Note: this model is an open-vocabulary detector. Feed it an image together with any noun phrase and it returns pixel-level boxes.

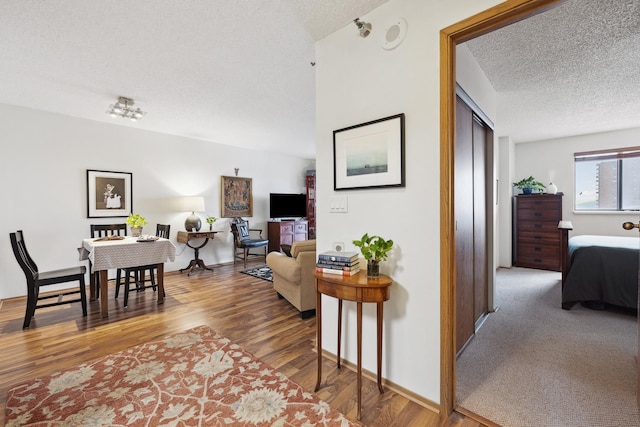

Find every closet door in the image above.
[455,95,489,354]
[455,96,475,354]
[472,116,488,322]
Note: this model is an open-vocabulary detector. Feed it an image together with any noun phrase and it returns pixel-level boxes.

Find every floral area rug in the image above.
[240,265,273,282]
[5,325,356,426]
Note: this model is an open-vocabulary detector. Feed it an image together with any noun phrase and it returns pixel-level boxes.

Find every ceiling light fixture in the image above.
[354,18,372,38]
[107,96,146,121]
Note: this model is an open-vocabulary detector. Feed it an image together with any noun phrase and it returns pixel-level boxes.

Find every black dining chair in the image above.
[10,230,87,328]
[117,224,171,307]
[89,224,127,299]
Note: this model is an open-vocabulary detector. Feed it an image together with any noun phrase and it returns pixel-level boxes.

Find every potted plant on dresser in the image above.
[513,176,546,194]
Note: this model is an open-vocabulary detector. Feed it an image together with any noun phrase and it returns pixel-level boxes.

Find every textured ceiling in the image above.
[464,0,640,143]
[0,0,386,159]
[3,0,637,158]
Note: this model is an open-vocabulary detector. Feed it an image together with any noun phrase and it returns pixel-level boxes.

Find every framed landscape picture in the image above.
[221,175,253,218]
[333,113,405,190]
[87,169,132,218]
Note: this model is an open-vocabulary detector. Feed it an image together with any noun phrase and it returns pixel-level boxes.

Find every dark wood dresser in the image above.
[267,220,308,253]
[513,193,563,271]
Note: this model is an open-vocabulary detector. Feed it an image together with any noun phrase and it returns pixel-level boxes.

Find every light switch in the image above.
[329,196,348,213]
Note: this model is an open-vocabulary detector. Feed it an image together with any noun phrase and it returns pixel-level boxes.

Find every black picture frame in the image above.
[87,169,132,218]
[333,113,405,190]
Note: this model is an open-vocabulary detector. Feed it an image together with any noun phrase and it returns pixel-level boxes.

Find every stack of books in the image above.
[316,251,360,276]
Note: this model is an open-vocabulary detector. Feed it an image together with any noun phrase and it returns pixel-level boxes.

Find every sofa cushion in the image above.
[291,239,316,258]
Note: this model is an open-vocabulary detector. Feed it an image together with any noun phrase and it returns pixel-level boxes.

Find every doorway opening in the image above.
[439,0,566,420]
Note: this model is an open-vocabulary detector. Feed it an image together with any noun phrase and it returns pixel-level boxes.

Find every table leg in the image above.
[157,263,165,303]
[179,258,213,275]
[89,267,96,301]
[377,301,385,394]
[314,287,322,392]
[179,240,214,275]
[357,301,363,421]
[337,299,343,368]
[99,270,108,318]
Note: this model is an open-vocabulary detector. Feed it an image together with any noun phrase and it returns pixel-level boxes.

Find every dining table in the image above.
[80,236,176,317]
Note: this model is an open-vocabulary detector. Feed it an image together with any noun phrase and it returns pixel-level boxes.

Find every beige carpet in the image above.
[456,267,640,427]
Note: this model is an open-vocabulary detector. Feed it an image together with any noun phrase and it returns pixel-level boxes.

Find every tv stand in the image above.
[268,220,308,253]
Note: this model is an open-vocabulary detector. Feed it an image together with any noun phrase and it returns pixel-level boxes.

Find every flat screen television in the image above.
[269,193,306,219]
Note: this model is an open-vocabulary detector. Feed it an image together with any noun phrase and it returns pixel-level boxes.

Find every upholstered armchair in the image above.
[266,239,316,318]
[231,220,268,267]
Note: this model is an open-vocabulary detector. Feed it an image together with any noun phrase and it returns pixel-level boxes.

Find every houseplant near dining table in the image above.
[352,233,394,277]
[126,213,148,237]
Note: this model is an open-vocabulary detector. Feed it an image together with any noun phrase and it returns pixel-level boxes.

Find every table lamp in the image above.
[183,196,205,231]
[557,220,573,230]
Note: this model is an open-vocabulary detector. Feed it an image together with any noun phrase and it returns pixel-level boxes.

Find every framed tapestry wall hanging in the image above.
[221,175,253,218]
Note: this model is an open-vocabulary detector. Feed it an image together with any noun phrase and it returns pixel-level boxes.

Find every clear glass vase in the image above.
[367,261,380,278]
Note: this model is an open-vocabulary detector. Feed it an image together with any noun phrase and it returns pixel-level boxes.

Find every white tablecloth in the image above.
[81,237,176,272]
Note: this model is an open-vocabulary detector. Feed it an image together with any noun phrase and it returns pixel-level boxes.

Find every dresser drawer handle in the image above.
[534,224,542,228]
[534,258,542,262]
[534,213,542,217]
[534,247,541,251]
[534,236,542,240]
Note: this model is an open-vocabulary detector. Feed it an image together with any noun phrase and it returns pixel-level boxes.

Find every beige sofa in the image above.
[266,239,316,318]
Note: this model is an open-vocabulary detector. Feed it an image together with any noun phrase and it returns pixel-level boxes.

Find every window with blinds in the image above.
[574,146,640,211]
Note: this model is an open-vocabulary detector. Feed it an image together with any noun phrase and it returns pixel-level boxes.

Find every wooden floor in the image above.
[0,262,489,426]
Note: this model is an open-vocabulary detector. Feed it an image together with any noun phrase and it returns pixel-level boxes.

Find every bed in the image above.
[561,235,639,310]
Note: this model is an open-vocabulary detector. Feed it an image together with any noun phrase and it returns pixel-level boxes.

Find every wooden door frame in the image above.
[439,0,565,419]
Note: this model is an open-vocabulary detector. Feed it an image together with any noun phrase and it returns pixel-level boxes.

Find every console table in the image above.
[314,271,393,420]
[177,231,216,275]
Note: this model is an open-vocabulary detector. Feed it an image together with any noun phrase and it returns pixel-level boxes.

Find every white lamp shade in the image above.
[558,220,573,230]
[182,196,205,213]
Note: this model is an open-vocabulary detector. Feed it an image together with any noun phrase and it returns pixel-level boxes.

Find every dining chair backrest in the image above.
[10,229,88,328]
[10,230,38,279]
[156,224,170,239]
[115,223,170,307]
[90,224,127,238]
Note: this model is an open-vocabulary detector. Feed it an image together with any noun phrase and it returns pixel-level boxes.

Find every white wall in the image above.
[497,136,515,267]
[0,103,313,299]
[315,0,501,403]
[511,126,640,239]
[456,43,497,123]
